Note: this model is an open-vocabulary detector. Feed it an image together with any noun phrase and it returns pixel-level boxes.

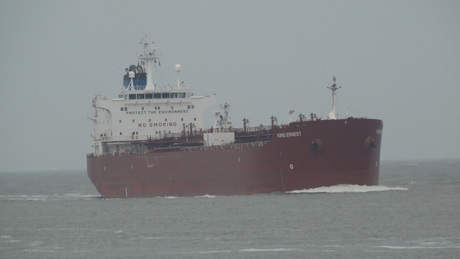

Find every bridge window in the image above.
[146,93,153,99]
[170,92,185,98]
[161,93,170,99]
[137,94,145,99]
[129,94,136,100]
[154,93,161,99]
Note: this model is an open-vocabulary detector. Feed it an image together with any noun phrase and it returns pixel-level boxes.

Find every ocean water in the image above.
[1,159,459,259]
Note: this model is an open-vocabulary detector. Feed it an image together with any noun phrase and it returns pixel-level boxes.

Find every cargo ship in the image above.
[87,38,383,198]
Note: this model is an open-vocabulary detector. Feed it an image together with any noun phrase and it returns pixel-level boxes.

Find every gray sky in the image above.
[1,0,459,172]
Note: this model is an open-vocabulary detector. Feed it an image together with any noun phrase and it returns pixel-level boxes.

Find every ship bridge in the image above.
[90,38,215,156]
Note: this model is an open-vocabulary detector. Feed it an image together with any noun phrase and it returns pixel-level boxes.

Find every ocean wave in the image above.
[160,194,216,199]
[287,184,408,194]
[0,193,100,201]
[163,247,299,255]
[197,250,232,254]
[194,194,216,198]
[239,248,300,252]
[0,235,20,243]
[378,245,460,249]
[378,237,460,250]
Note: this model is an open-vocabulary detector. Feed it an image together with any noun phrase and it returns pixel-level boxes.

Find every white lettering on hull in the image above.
[276,131,301,138]
[138,122,178,127]
[126,110,189,115]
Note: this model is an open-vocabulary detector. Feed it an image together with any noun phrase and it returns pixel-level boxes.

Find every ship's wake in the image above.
[287,184,408,194]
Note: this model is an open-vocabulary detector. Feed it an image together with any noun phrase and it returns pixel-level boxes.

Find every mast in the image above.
[175,64,182,89]
[327,76,341,120]
[221,103,231,132]
[288,109,295,123]
[138,36,159,92]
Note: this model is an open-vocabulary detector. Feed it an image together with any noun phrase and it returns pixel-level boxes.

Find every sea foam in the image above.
[288,184,408,194]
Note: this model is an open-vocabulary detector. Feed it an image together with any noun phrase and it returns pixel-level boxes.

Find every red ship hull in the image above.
[87,118,383,198]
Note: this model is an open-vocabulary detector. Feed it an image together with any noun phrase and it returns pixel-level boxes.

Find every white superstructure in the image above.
[89,38,215,156]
